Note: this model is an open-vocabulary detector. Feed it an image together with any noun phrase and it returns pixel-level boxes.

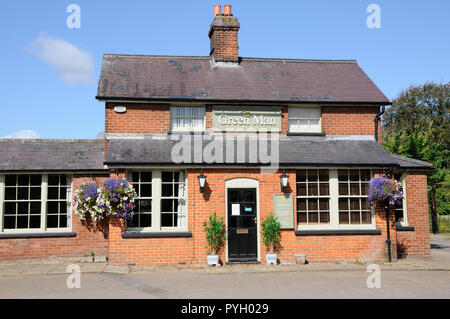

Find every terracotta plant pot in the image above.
[295,254,307,265]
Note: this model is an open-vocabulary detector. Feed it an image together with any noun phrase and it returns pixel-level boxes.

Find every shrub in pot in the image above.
[261,214,281,265]
[203,212,226,266]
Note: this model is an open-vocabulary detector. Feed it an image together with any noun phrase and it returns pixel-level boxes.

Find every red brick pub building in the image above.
[0,6,432,266]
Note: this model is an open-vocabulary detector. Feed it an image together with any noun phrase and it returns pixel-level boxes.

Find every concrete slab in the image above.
[80,263,107,273]
[130,266,155,274]
[21,264,59,275]
[104,264,129,274]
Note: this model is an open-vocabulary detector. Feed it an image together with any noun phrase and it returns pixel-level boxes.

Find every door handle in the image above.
[253,217,257,224]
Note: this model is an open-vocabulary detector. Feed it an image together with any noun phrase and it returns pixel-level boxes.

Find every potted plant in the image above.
[261,214,281,265]
[203,212,226,266]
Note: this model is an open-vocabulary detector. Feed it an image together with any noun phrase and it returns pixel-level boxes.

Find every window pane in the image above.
[48,175,59,186]
[30,187,41,200]
[141,184,152,197]
[320,212,330,223]
[17,187,28,200]
[339,198,349,211]
[308,183,318,196]
[308,199,318,211]
[4,216,16,229]
[319,199,329,211]
[30,175,42,186]
[17,216,28,229]
[47,215,58,228]
[161,213,174,227]
[360,170,371,182]
[308,212,319,223]
[59,202,67,215]
[162,172,173,183]
[47,201,59,214]
[349,170,359,181]
[350,183,360,196]
[132,172,140,183]
[162,184,173,197]
[59,187,67,200]
[4,202,16,215]
[296,170,306,182]
[339,212,350,224]
[30,202,41,215]
[5,175,16,186]
[350,212,361,224]
[361,183,369,196]
[161,199,173,212]
[297,199,307,211]
[297,183,307,196]
[319,184,329,196]
[319,170,329,181]
[307,170,318,181]
[18,175,29,186]
[47,187,59,200]
[298,212,307,224]
[141,172,152,183]
[59,215,68,228]
[18,202,28,215]
[139,199,152,212]
[5,188,16,200]
[350,199,360,211]
[339,183,349,195]
[139,214,151,228]
[338,170,348,181]
[361,212,372,224]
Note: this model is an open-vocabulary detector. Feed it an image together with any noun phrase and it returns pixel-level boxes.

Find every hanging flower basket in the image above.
[96,178,137,220]
[368,176,404,207]
[74,183,100,221]
[74,179,137,222]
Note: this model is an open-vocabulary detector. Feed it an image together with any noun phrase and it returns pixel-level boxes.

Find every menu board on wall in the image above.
[273,193,294,229]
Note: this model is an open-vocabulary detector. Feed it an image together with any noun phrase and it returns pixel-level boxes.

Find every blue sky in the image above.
[0,0,448,139]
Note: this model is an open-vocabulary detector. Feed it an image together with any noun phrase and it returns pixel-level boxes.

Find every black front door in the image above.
[227,188,258,262]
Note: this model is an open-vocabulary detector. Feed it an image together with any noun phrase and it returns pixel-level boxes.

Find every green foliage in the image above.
[383,81,450,216]
[203,212,227,255]
[261,214,281,254]
[84,250,95,257]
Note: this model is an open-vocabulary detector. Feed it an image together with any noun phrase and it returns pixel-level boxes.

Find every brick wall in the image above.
[0,174,110,261]
[106,103,377,137]
[322,105,381,139]
[396,172,431,257]
[108,169,397,266]
[105,103,170,134]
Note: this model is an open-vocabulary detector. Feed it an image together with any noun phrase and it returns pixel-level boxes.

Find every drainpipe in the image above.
[374,106,386,142]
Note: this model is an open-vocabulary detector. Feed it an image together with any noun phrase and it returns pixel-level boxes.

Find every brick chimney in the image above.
[208,5,240,63]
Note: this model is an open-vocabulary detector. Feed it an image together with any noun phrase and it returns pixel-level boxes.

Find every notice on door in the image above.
[273,193,294,229]
[232,204,241,216]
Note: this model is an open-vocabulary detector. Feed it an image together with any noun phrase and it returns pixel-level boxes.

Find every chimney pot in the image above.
[224,5,232,16]
[214,5,222,17]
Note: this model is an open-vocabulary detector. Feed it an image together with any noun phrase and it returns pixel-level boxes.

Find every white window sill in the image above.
[295,229,381,236]
[121,232,192,239]
[0,232,76,239]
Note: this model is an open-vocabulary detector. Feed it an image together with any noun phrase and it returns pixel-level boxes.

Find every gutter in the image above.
[374,105,386,142]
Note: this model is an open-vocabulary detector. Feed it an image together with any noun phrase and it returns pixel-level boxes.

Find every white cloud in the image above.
[29,33,94,84]
[5,130,41,139]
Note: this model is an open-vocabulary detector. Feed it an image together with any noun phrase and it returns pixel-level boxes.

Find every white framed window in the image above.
[394,173,408,226]
[0,174,72,233]
[289,106,322,133]
[127,170,187,232]
[296,170,330,225]
[338,169,372,225]
[296,169,375,230]
[170,106,205,131]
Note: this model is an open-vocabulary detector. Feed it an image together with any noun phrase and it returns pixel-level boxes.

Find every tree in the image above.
[383,81,449,216]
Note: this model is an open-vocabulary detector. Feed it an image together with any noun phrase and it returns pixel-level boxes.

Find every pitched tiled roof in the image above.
[392,154,433,169]
[97,55,390,104]
[0,139,107,171]
[105,135,399,166]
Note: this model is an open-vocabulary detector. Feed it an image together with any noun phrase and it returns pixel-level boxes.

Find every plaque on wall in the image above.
[273,193,294,229]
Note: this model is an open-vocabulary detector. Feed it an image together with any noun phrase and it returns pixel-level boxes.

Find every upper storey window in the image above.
[288,106,322,133]
[170,106,205,131]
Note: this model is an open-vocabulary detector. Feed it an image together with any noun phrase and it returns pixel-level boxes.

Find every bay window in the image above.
[0,174,72,233]
[297,169,375,229]
[127,170,187,232]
